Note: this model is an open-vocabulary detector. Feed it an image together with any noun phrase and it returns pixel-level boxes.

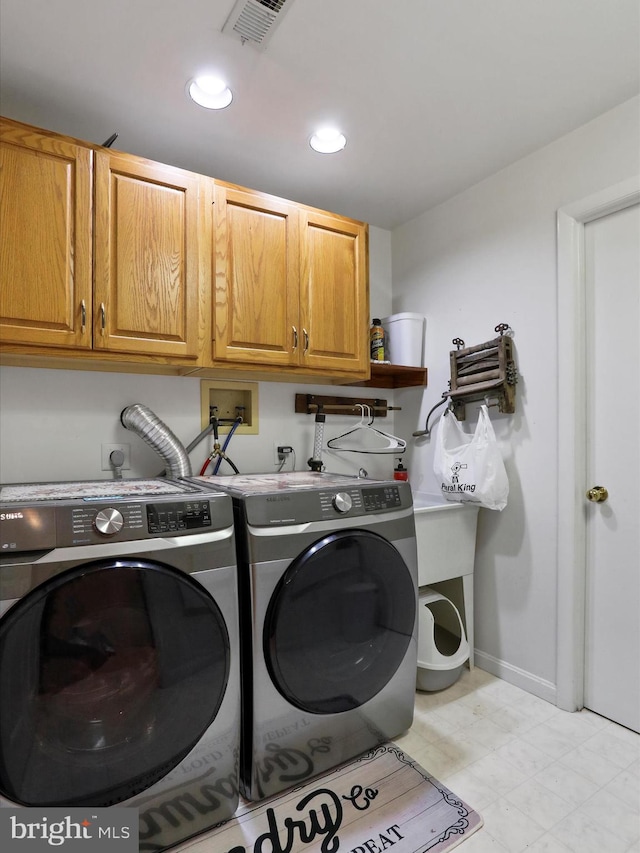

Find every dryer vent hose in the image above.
[120,403,192,478]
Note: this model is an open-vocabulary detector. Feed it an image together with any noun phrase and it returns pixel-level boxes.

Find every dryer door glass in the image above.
[0,560,230,807]
[264,529,416,713]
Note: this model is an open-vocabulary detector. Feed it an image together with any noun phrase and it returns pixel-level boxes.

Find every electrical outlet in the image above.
[101,443,131,471]
[273,442,293,465]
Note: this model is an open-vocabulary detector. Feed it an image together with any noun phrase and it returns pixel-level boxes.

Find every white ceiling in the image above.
[1,0,638,229]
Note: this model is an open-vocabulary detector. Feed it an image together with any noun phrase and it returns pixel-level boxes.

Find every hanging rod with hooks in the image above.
[294,393,401,418]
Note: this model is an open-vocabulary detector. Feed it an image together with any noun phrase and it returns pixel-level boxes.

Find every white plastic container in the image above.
[381,312,425,367]
[416,587,469,692]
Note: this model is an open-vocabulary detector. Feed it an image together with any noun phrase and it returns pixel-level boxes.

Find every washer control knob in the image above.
[95,508,124,535]
[333,492,353,513]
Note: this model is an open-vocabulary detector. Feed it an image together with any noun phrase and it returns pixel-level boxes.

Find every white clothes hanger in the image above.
[326,405,407,454]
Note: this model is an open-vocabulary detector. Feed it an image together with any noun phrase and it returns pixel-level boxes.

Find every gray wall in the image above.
[390,96,640,698]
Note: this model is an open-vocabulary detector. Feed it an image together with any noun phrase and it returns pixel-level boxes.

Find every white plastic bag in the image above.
[433,405,509,510]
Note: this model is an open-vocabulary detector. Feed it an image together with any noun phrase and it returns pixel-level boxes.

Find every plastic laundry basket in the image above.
[416,587,469,692]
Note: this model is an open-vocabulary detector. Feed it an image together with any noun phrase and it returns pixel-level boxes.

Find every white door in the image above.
[583,202,639,732]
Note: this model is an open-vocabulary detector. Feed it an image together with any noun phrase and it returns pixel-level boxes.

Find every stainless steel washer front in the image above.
[0,478,241,852]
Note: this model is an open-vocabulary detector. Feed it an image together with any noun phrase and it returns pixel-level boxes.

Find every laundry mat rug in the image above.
[173,743,483,853]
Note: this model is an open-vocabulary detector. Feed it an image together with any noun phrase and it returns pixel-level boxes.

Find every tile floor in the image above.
[394,667,640,853]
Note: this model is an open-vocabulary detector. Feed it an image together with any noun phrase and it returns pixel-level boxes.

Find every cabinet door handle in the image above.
[80,300,86,334]
[100,303,106,334]
[292,326,298,350]
[303,328,309,353]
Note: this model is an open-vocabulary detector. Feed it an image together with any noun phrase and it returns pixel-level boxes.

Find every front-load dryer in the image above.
[0,478,241,852]
[191,472,418,801]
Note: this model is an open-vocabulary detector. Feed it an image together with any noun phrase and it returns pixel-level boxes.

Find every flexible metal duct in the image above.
[120,404,192,478]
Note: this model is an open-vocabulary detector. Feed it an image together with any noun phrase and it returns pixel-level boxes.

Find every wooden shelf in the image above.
[345,363,428,389]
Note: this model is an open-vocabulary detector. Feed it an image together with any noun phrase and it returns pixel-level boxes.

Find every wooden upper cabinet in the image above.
[0,119,93,348]
[299,209,369,375]
[94,150,204,358]
[214,183,369,377]
[1,118,369,380]
[213,184,300,366]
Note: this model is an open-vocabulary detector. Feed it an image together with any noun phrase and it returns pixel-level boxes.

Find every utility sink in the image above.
[412,492,480,668]
[412,493,479,586]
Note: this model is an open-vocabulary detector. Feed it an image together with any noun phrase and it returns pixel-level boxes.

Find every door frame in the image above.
[556,176,640,712]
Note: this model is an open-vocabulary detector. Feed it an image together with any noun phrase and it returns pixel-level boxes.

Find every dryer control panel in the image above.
[320,485,402,516]
[362,485,403,512]
[244,481,412,526]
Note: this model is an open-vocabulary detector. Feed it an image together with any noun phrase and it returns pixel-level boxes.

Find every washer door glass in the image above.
[264,529,415,713]
[0,560,230,807]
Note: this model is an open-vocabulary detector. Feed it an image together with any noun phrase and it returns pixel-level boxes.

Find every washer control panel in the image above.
[60,499,214,545]
[146,500,212,534]
[0,483,234,552]
[70,502,144,542]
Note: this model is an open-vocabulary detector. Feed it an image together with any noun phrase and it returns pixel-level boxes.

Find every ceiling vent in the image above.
[222,0,294,50]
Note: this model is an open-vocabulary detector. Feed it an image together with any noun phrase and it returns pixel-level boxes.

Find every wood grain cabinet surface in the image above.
[1,118,206,365]
[0,119,93,349]
[299,208,368,376]
[94,150,205,359]
[213,183,301,368]
[1,117,369,382]
[212,183,369,379]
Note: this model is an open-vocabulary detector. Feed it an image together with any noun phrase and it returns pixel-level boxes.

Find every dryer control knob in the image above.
[95,508,124,535]
[332,492,353,513]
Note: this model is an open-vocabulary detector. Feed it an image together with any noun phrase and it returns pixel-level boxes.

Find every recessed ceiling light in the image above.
[188,76,233,110]
[309,127,347,154]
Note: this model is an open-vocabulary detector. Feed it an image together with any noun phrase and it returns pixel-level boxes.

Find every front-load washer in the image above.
[190,472,418,801]
[0,477,241,852]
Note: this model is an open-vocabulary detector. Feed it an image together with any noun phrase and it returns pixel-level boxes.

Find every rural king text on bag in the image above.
[441,482,476,493]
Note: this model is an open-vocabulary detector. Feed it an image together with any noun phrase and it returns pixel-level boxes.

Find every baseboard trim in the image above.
[474,649,557,705]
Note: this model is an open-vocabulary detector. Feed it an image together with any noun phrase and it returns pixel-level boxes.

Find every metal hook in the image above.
[412,395,451,438]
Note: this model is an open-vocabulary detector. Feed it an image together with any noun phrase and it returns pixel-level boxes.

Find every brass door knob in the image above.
[586,486,609,503]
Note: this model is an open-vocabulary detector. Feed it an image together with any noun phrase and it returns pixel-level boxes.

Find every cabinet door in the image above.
[299,210,369,374]
[214,184,300,366]
[94,151,203,358]
[0,120,92,349]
